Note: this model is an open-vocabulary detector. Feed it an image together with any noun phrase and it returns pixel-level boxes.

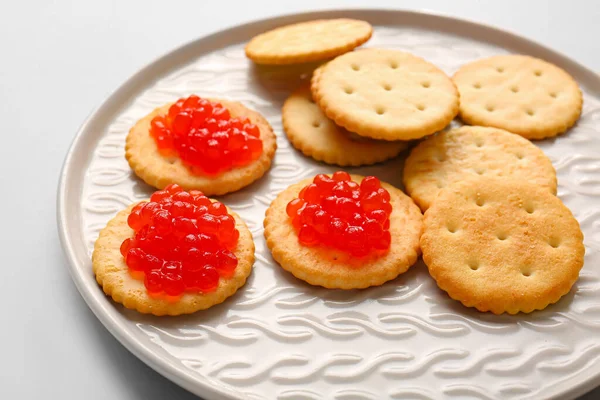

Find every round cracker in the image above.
[264,174,423,289]
[311,48,459,141]
[125,99,277,195]
[453,55,583,139]
[92,202,255,316]
[403,126,557,211]
[245,19,372,65]
[421,178,584,315]
[282,85,409,166]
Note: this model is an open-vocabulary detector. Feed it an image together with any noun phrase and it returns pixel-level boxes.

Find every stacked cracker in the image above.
[247,19,456,166]
[247,19,585,314]
[409,56,584,314]
[287,48,461,165]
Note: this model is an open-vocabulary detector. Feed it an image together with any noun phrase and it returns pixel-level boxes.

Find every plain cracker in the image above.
[421,178,584,315]
[264,174,423,289]
[125,99,277,195]
[283,85,409,166]
[245,19,372,65]
[403,126,557,211]
[453,54,582,139]
[311,48,459,141]
[92,202,255,316]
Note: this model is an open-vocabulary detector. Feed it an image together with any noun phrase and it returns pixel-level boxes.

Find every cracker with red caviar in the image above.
[92,185,255,316]
[245,19,372,65]
[421,178,584,315]
[125,96,277,195]
[264,172,422,289]
[282,85,409,166]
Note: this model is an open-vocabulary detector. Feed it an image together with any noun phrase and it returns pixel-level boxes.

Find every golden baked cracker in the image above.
[311,48,459,141]
[283,85,409,166]
[125,99,277,195]
[264,175,423,289]
[453,55,583,139]
[92,202,255,316]
[245,19,372,65]
[421,178,584,315]
[403,126,557,211]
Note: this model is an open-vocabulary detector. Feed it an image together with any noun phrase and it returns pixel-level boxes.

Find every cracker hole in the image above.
[344,87,354,95]
[312,121,321,128]
[473,83,482,89]
[497,66,505,73]
[417,104,426,111]
[421,81,431,88]
[351,64,360,71]
[516,153,524,160]
[166,158,177,164]
[476,197,485,207]
[549,237,561,248]
[376,107,385,115]
[468,260,479,271]
[511,86,519,93]
[486,105,495,112]
[475,138,484,148]
[526,109,535,116]
[497,232,508,241]
[474,168,485,175]
[436,182,445,189]
[550,92,558,98]
[447,224,458,233]
[534,70,542,77]
[390,61,398,69]
[525,204,535,214]
[383,83,392,91]
[521,268,532,277]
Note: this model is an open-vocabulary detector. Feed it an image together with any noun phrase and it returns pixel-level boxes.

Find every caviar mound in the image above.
[150,95,263,176]
[264,174,423,289]
[286,172,392,257]
[120,183,240,298]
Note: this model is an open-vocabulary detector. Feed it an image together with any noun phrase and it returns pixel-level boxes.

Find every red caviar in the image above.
[120,184,240,297]
[286,172,392,257]
[149,95,263,176]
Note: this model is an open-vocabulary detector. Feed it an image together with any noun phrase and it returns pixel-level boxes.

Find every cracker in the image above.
[311,48,459,141]
[264,175,422,289]
[421,178,584,315]
[125,99,277,196]
[92,202,255,316]
[282,85,409,166]
[245,19,372,65]
[403,126,557,211]
[453,54,583,139]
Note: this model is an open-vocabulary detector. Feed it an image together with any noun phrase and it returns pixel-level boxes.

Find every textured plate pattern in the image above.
[67,14,600,400]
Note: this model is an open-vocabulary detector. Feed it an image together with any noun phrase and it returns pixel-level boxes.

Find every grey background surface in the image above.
[2,0,599,398]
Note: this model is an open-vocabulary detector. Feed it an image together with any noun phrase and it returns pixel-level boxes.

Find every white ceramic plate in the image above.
[58,9,600,400]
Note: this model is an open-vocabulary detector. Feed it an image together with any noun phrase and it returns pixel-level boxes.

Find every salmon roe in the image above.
[286,172,393,257]
[149,95,263,176]
[120,184,240,297]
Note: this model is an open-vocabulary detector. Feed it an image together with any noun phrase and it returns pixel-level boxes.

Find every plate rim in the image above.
[57,8,600,400]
